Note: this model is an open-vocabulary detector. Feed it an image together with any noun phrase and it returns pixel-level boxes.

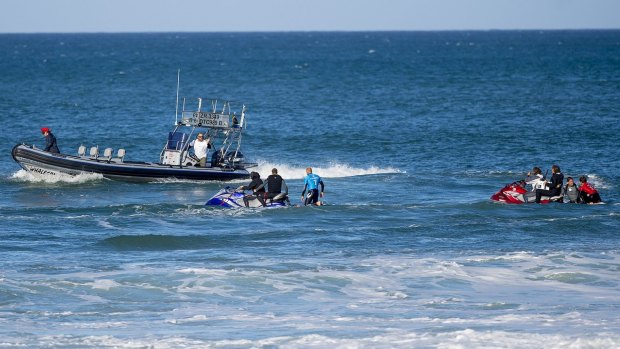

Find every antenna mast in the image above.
[175,69,181,124]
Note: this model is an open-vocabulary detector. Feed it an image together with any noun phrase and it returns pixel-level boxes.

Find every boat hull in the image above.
[11,144,250,182]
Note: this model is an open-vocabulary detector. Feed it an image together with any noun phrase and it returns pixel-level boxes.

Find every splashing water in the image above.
[10,169,104,184]
[254,161,404,179]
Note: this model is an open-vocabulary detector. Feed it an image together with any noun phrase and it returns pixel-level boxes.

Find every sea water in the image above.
[0,31,619,348]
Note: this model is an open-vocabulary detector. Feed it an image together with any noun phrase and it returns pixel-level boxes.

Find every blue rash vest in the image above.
[304,173,323,191]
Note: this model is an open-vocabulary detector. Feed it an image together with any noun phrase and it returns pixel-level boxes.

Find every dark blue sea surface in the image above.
[0,31,619,348]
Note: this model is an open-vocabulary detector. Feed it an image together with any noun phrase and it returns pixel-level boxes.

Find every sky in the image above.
[1,0,619,33]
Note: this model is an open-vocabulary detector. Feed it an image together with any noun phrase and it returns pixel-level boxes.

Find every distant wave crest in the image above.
[254,161,404,179]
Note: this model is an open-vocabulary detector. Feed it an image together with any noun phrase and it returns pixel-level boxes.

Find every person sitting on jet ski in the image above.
[578,176,602,204]
[522,166,545,202]
[256,168,290,206]
[525,167,546,191]
[535,165,564,203]
[239,171,266,207]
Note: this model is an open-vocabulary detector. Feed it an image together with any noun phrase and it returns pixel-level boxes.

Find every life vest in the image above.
[267,174,283,193]
[565,185,579,202]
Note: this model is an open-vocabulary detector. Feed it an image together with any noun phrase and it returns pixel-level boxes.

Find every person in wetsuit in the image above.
[301,167,325,206]
[535,164,564,203]
[562,177,580,203]
[256,168,290,206]
[578,175,602,204]
[41,127,60,153]
[240,171,266,207]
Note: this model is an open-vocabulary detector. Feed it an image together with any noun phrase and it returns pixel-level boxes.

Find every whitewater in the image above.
[1,31,619,348]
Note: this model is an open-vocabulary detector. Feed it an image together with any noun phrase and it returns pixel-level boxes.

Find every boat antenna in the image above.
[240,104,246,128]
[175,69,181,125]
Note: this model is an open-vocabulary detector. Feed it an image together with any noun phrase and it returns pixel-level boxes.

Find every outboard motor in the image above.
[224,150,244,164]
[211,149,224,167]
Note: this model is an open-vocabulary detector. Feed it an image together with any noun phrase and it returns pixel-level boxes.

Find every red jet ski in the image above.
[491,180,562,204]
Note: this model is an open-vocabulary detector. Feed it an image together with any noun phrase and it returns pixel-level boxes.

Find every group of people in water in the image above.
[525,165,602,204]
[42,128,602,206]
[238,167,325,207]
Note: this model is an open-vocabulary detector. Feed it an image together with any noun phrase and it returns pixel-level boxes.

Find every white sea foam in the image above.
[3,251,619,348]
[96,218,119,230]
[11,330,619,348]
[582,173,611,190]
[90,279,121,290]
[178,267,232,276]
[254,160,404,180]
[10,169,103,184]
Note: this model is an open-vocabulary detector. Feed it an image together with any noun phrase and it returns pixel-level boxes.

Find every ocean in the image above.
[0,30,619,348]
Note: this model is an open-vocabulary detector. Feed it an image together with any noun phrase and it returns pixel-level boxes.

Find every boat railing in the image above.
[160,97,247,167]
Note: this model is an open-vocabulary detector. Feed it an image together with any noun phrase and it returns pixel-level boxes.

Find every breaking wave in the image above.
[254,161,404,180]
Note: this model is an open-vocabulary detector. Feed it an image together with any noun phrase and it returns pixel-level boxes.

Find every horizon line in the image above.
[1,28,619,35]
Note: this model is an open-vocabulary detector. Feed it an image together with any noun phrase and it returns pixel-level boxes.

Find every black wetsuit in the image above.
[535,172,564,203]
[580,191,602,204]
[242,174,266,207]
[257,174,290,205]
[266,174,286,197]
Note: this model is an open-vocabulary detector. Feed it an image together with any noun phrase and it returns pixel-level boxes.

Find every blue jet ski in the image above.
[205,187,290,208]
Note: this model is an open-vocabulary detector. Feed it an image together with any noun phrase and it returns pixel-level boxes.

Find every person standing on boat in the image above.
[256,168,290,206]
[40,127,60,153]
[301,167,325,206]
[535,164,563,203]
[240,171,266,207]
[189,133,211,167]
